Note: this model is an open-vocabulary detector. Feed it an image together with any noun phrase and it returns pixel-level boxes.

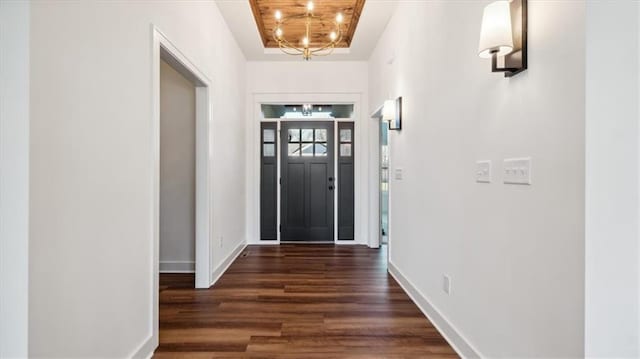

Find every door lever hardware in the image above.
[328,185,334,190]
[328,177,334,182]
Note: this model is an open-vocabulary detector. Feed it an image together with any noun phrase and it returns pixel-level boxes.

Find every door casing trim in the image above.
[248,93,374,247]
[136,24,215,359]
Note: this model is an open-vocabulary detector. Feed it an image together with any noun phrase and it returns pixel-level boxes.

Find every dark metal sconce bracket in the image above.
[492,0,528,77]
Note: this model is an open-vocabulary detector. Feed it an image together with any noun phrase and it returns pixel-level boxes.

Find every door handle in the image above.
[328,177,334,182]
[328,185,334,191]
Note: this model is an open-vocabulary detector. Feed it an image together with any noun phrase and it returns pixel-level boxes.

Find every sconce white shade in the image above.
[382,100,395,121]
[478,1,514,58]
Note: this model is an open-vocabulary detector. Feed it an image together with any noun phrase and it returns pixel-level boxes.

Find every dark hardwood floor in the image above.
[155,245,457,358]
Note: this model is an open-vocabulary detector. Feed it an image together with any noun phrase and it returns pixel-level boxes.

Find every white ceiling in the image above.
[215,0,397,61]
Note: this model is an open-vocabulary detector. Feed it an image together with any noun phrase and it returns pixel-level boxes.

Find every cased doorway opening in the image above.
[159,59,197,283]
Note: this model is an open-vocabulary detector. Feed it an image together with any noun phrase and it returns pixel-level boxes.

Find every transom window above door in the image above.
[288,128,327,157]
[261,104,354,119]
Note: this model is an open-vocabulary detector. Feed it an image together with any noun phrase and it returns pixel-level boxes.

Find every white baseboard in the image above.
[130,333,156,359]
[247,240,280,246]
[210,241,247,287]
[388,261,482,359]
[335,240,367,246]
[159,260,195,273]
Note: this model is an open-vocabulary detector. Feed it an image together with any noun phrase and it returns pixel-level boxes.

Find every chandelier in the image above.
[272,1,344,61]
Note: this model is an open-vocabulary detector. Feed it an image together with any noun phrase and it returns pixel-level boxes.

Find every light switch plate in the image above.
[503,157,532,185]
[475,160,492,183]
[394,168,403,180]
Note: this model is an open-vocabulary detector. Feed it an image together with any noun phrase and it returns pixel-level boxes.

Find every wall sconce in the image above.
[382,97,402,130]
[478,0,527,77]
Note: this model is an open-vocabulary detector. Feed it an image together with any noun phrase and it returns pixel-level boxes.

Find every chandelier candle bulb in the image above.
[330,32,337,41]
[336,13,343,23]
[307,1,314,12]
[275,10,282,21]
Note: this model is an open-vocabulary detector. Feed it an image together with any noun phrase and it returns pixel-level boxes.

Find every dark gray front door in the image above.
[281,121,335,241]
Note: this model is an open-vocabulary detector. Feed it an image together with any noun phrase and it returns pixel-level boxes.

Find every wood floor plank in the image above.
[155,244,457,358]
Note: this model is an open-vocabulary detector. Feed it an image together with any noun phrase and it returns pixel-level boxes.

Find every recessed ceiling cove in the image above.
[249,0,366,49]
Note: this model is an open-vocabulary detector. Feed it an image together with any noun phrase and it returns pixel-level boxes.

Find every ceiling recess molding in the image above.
[250,0,365,51]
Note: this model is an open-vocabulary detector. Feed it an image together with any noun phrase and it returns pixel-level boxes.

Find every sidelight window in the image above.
[262,129,276,157]
[339,128,352,157]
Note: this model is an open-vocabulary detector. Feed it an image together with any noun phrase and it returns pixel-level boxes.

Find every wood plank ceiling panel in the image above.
[249,0,365,48]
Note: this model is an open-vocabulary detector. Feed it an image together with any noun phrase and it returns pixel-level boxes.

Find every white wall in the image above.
[245,61,373,246]
[28,1,246,357]
[369,1,585,357]
[585,1,640,357]
[159,60,196,273]
[246,61,368,94]
[0,1,30,357]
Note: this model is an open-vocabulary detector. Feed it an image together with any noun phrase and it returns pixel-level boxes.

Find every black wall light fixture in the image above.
[382,97,402,130]
[478,0,528,77]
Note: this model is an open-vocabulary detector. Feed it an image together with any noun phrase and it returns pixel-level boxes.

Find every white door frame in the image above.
[370,104,386,251]
[370,104,394,261]
[138,24,214,357]
[248,93,374,247]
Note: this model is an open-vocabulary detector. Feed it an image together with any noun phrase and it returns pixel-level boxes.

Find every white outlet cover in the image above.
[503,157,532,185]
[475,160,492,183]
[394,168,403,180]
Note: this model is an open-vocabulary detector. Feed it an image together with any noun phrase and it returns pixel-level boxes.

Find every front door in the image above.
[281,121,335,241]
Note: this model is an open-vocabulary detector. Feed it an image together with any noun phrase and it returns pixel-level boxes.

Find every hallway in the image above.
[155,245,457,357]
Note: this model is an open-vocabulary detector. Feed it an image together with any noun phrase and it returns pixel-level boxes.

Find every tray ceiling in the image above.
[249,0,366,48]
[215,0,396,61]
